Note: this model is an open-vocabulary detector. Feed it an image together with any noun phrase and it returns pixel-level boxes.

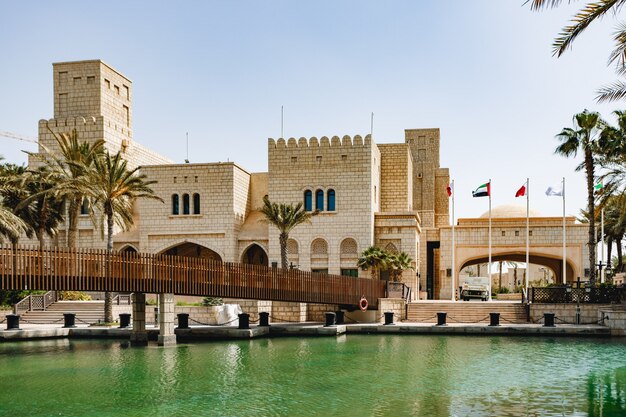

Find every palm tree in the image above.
[529,1,626,102]
[387,252,414,282]
[0,157,29,242]
[600,194,626,273]
[555,110,603,283]
[260,196,316,270]
[357,246,389,280]
[20,168,65,251]
[0,163,35,246]
[35,129,104,248]
[82,151,162,323]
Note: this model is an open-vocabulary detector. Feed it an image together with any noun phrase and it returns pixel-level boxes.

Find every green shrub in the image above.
[58,291,92,301]
[202,297,223,306]
[498,287,510,294]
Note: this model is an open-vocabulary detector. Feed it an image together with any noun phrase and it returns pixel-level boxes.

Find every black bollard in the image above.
[436,312,447,326]
[489,312,500,327]
[384,311,394,325]
[6,314,20,330]
[118,313,131,328]
[335,310,345,325]
[544,312,555,327]
[259,312,270,327]
[176,313,189,329]
[324,312,336,327]
[238,313,250,329]
[63,313,76,328]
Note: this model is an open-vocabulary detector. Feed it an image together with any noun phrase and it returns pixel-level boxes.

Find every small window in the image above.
[529,231,533,236]
[172,194,179,215]
[315,189,324,211]
[114,85,120,94]
[105,79,110,89]
[501,231,506,237]
[327,189,335,211]
[173,176,177,183]
[123,105,129,127]
[291,157,297,163]
[194,176,198,183]
[73,77,81,85]
[312,268,329,274]
[183,194,190,215]
[193,193,200,215]
[316,155,322,162]
[87,76,95,85]
[123,85,129,99]
[515,231,520,237]
[341,154,347,161]
[304,190,312,212]
[58,71,68,84]
[341,269,358,277]
[80,198,89,215]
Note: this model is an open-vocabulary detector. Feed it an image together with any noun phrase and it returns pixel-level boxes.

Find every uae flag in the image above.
[515,184,526,197]
[472,182,490,198]
[446,183,453,197]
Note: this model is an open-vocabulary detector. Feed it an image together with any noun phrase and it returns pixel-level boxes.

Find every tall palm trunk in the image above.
[104,210,114,323]
[585,149,597,283]
[279,232,288,270]
[67,197,81,248]
[607,237,613,272]
[617,239,624,272]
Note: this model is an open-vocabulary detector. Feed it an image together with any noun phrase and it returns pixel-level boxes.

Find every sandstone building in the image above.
[25,60,591,301]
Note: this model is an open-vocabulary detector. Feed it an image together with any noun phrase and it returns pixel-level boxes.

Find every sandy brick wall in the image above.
[530,303,613,324]
[267,135,376,276]
[379,298,406,322]
[378,144,412,212]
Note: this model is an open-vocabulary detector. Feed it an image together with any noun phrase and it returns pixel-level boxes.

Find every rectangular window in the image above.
[515,231,520,237]
[341,154,347,161]
[105,79,110,89]
[529,231,533,236]
[58,71,68,85]
[341,269,358,277]
[114,85,120,94]
[291,157,297,163]
[501,231,506,236]
[316,155,322,162]
[123,105,129,127]
[123,85,130,99]
[311,268,329,274]
[73,77,81,85]
[87,76,95,85]
[58,93,68,113]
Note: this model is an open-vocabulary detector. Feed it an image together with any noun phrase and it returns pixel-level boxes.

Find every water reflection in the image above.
[587,367,626,417]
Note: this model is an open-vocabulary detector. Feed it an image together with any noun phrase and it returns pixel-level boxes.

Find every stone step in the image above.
[407,302,528,324]
[20,300,106,324]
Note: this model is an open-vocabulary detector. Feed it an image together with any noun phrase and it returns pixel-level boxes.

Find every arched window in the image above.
[172,194,179,215]
[304,190,312,212]
[183,194,190,215]
[193,193,200,215]
[327,189,335,211]
[315,189,324,211]
[80,198,89,215]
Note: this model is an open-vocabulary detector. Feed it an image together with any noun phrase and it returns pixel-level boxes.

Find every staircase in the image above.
[406,301,528,324]
[21,301,105,325]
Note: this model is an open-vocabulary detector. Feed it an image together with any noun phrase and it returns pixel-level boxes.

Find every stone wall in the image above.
[271,301,307,322]
[530,303,614,324]
[378,144,412,212]
[306,303,338,322]
[379,298,406,323]
[232,300,272,322]
[599,308,626,336]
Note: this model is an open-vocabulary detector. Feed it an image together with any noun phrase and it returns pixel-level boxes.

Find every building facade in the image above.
[24,60,590,301]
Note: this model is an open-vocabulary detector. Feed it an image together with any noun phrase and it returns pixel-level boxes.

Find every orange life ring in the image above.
[359,297,368,311]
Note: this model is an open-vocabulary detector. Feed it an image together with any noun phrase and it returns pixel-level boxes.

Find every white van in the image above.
[461,277,490,301]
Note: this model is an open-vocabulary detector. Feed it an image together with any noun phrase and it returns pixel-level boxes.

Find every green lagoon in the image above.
[0,335,624,416]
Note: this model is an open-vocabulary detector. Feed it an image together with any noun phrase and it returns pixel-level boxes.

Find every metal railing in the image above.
[14,290,57,315]
[387,281,412,304]
[113,293,132,305]
[530,286,626,304]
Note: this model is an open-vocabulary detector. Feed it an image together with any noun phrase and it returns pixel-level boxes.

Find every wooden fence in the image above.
[0,246,386,307]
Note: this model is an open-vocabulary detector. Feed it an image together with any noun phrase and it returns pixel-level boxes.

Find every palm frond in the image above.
[596,79,626,102]
[528,0,569,11]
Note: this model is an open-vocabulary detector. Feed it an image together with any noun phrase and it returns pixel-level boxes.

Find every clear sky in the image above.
[0,1,621,219]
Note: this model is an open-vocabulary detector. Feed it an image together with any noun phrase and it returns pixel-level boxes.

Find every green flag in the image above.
[594,183,603,191]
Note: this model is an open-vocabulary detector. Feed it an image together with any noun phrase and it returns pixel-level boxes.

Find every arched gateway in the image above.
[434,205,588,300]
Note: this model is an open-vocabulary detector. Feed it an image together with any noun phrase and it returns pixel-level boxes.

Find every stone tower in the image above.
[29,60,169,169]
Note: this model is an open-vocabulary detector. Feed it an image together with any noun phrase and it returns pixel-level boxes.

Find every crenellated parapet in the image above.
[268,134,372,149]
[39,116,132,138]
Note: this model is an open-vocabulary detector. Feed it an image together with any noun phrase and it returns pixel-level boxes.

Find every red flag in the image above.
[515,185,526,197]
[446,184,453,197]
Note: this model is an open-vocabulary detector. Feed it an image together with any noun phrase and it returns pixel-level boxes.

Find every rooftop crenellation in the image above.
[268,134,372,148]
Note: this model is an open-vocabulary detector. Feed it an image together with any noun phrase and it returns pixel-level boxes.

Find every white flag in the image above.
[545,184,563,196]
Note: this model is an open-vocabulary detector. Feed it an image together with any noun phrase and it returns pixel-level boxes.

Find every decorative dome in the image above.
[479,204,542,219]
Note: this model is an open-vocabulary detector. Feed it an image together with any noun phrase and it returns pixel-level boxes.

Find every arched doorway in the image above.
[161,242,222,262]
[242,244,268,266]
[120,245,138,253]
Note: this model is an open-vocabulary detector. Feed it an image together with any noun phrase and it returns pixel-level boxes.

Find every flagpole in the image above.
[562,177,566,285]
[451,179,456,301]
[601,207,605,283]
[525,177,530,296]
[488,179,492,301]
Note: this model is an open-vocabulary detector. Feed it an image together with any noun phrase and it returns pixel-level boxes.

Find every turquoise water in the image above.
[0,336,624,416]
